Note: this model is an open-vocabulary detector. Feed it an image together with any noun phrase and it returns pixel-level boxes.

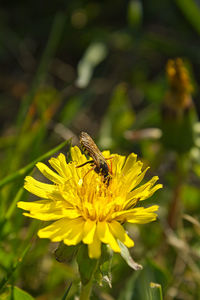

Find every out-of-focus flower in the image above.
[161,58,196,153]
[164,58,193,118]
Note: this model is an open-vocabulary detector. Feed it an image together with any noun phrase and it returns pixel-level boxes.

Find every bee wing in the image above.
[80,132,105,167]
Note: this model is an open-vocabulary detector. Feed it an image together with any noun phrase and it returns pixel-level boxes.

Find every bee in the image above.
[76,132,111,184]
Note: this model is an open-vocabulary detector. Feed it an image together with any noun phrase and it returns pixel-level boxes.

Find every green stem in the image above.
[79,260,99,300]
[159,285,163,300]
[167,154,186,229]
[80,279,94,300]
[150,283,163,300]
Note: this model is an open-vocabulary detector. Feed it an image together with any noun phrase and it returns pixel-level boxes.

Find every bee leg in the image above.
[105,156,114,174]
[109,160,113,175]
[76,160,94,168]
[105,156,114,161]
[102,156,114,174]
[105,159,113,175]
[103,174,111,186]
[83,165,96,179]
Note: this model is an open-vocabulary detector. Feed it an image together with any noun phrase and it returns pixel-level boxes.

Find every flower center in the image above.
[77,173,120,222]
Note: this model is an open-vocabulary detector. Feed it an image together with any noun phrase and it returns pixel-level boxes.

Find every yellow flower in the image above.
[18,146,162,259]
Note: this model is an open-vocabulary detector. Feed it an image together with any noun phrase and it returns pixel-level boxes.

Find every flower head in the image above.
[18,146,162,259]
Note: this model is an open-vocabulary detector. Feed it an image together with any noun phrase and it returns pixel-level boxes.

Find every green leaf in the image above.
[77,244,98,285]
[1,285,34,300]
[118,240,143,271]
[55,242,79,263]
[175,0,200,35]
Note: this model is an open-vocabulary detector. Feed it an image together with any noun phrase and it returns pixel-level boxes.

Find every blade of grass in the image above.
[17,12,66,127]
[6,12,67,177]
[0,241,31,292]
[0,139,70,189]
[175,0,200,35]
[5,187,25,219]
[150,282,163,300]
[0,218,41,292]
[61,282,72,300]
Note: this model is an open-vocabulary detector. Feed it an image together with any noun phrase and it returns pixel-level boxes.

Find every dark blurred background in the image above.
[1,0,200,141]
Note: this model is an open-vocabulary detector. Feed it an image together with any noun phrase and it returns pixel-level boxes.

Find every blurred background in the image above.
[1,0,200,299]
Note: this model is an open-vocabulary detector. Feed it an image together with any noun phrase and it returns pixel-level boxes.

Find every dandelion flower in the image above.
[18,146,162,259]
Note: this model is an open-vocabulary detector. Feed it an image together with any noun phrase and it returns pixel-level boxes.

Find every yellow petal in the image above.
[48,189,72,203]
[17,199,61,211]
[71,146,87,164]
[38,217,84,244]
[121,153,138,175]
[18,200,65,220]
[36,162,65,184]
[62,209,81,219]
[122,161,143,188]
[63,218,85,245]
[102,150,110,158]
[57,153,72,178]
[113,205,159,224]
[88,229,101,259]
[97,221,120,252]
[48,154,71,179]
[111,154,126,175]
[133,167,150,187]
[24,176,55,198]
[83,220,96,244]
[38,218,69,239]
[126,176,162,204]
[109,221,134,248]
[68,163,83,184]
[22,212,62,221]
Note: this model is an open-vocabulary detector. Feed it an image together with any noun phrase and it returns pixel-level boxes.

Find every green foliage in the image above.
[161,110,195,153]
[77,244,98,285]
[175,0,200,35]
[1,286,34,300]
[118,259,167,300]
[99,83,135,149]
[0,140,70,189]
[55,243,79,263]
